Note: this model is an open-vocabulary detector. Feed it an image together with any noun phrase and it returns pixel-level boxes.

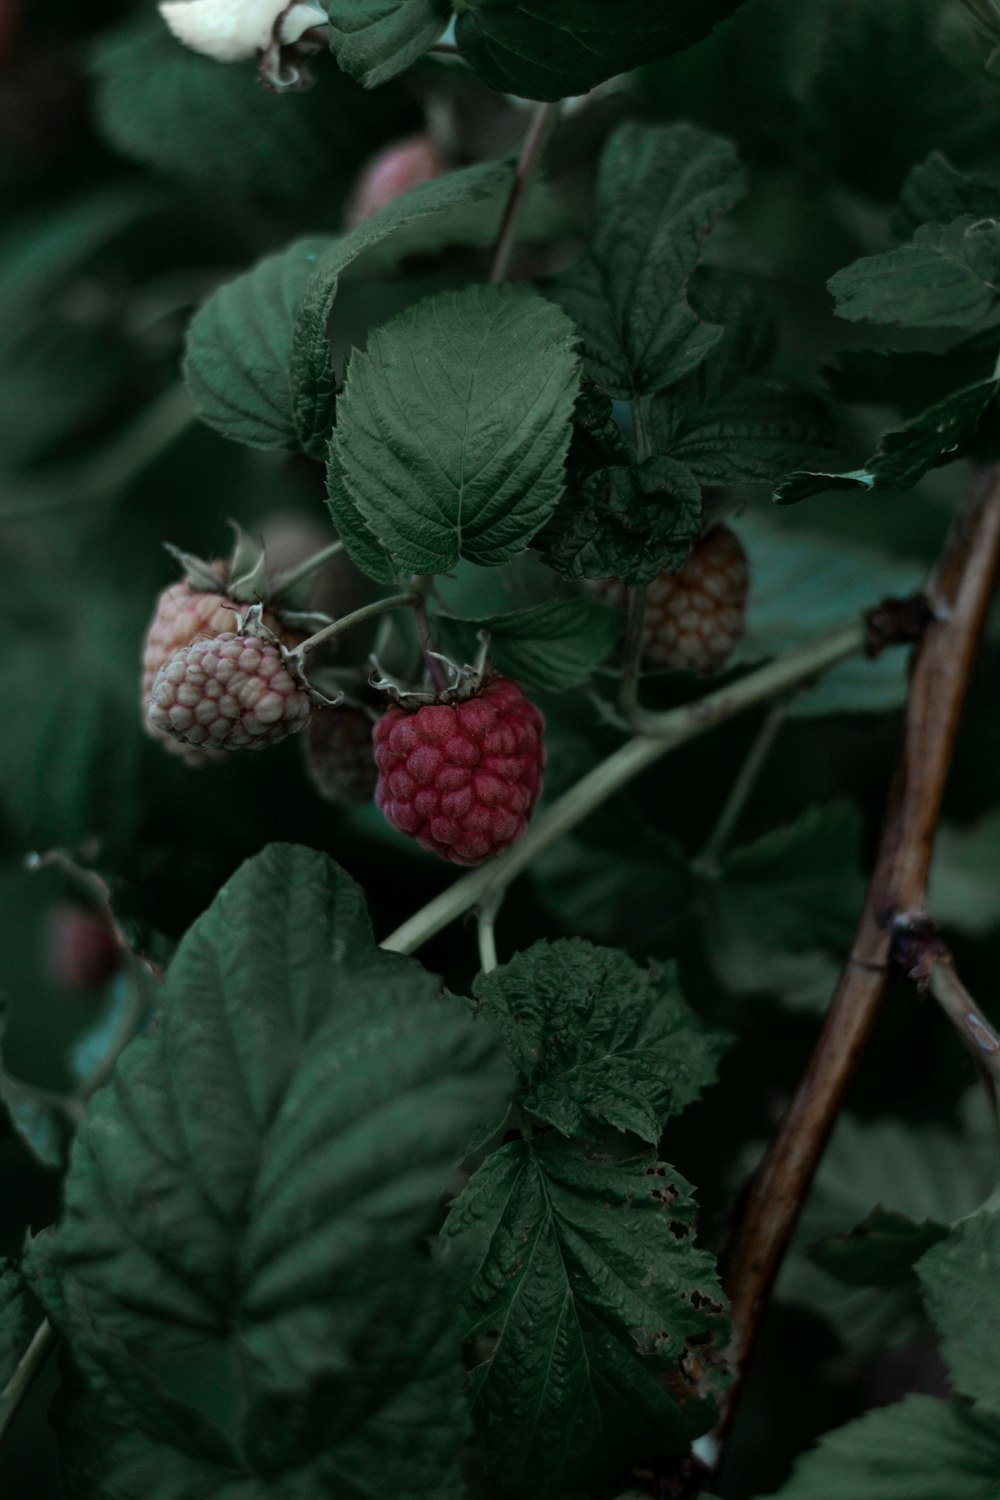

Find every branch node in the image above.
[863,591,936,657]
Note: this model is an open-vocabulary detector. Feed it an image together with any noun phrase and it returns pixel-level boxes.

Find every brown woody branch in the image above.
[714,467,1000,1460]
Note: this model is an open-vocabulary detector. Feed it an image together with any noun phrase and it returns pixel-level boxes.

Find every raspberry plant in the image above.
[4,2,1000,1497]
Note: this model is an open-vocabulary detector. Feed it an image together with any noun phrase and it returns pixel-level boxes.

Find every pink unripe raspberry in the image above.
[141,572,302,761]
[373,677,545,867]
[595,525,750,675]
[345,134,447,226]
[148,633,313,751]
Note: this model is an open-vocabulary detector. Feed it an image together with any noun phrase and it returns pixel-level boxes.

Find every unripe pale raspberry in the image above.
[345,135,447,227]
[304,707,378,805]
[595,525,750,675]
[48,906,121,992]
[148,633,313,751]
[141,573,302,761]
[373,678,545,867]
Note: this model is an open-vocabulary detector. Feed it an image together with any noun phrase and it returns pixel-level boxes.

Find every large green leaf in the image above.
[549,122,746,400]
[828,217,1000,330]
[653,379,836,488]
[435,599,618,691]
[454,0,750,102]
[330,284,580,574]
[807,1206,948,1288]
[31,845,511,1496]
[918,1210,1000,1409]
[769,1396,1000,1500]
[698,804,866,1012]
[323,0,450,87]
[187,161,561,454]
[470,939,726,1142]
[443,1134,728,1494]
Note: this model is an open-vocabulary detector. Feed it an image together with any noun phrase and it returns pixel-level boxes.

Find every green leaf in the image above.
[781,377,1000,499]
[323,0,450,87]
[737,512,920,717]
[918,1209,1000,1408]
[325,449,400,583]
[31,844,511,1495]
[185,239,333,451]
[187,160,558,455]
[443,1134,728,1494]
[653,378,836,487]
[549,122,746,399]
[698,804,865,1012]
[91,18,341,202]
[829,216,1000,330]
[435,599,618,691]
[807,1206,948,1288]
[894,153,1000,237]
[542,453,703,585]
[0,1259,43,1390]
[770,1396,1000,1500]
[454,0,751,102]
[470,939,726,1142]
[330,284,580,574]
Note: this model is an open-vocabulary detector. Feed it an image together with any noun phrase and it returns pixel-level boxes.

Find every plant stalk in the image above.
[489,101,562,283]
[713,468,1000,1470]
[696,699,791,873]
[272,539,344,599]
[0,1319,56,1449]
[927,958,1000,1082]
[381,619,868,956]
[294,592,415,665]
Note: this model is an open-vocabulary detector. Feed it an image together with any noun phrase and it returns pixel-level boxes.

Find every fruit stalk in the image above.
[713,465,1000,1473]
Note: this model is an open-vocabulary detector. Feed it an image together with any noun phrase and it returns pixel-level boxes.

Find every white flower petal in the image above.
[278,3,327,45]
[158,0,288,62]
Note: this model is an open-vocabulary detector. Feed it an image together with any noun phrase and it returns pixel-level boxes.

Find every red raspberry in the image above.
[304,706,378,805]
[345,134,447,226]
[595,525,749,675]
[373,678,546,867]
[141,571,302,760]
[148,634,313,751]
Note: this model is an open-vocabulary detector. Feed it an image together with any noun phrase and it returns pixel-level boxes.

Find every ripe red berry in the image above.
[141,571,302,761]
[148,633,313,751]
[595,525,750,675]
[345,134,447,226]
[304,706,378,805]
[373,677,545,867]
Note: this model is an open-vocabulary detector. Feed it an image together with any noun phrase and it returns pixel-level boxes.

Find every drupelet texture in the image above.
[373,677,546,866]
[148,633,313,751]
[141,574,302,759]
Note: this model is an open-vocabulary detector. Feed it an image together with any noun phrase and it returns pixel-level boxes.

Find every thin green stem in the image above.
[294,592,415,665]
[477,907,499,975]
[619,396,654,721]
[411,584,450,693]
[0,1319,56,1449]
[695,699,792,874]
[381,619,867,956]
[272,540,344,600]
[489,101,562,283]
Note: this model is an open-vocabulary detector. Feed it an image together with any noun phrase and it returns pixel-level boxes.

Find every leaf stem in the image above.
[381,619,868,955]
[926,956,1000,1082]
[0,1318,56,1449]
[477,895,502,975]
[713,467,1000,1474]
[489,101,562,284]
[293,592,416,665]
[272,539,344,600]
[695,699,791,874]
